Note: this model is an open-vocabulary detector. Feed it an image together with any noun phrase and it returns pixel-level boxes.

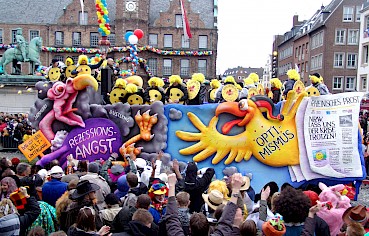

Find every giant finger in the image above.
[193,147,217,162]
[224,149,238,165]
[180,141,207,155]
[176,131,202,141]
[187,112,206,132]
[212,149,229,164]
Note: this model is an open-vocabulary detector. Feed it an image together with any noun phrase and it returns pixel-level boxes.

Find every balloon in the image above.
[134,29,144,39]
[125,32,133,42]
[128,35,138,44]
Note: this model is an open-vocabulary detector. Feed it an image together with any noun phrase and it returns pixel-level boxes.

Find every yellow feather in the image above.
[169,75,182,85]
[248,73,259,83]
[192,73,205,83]
[287,69,300,81]
[210,79,221,89]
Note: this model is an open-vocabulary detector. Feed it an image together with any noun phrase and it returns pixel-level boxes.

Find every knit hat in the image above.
[88,162,99,173]
[11,158,20,166]
[303,190,319,206]
[50,166,64,179]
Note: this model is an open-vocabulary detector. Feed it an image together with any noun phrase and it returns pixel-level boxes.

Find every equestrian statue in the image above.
[0,28,43,75]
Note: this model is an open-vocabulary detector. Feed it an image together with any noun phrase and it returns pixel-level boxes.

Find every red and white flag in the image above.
[180,0,192,40]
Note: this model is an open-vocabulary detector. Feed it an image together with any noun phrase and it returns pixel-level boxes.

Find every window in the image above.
[199,36,208,49]
[0,29,3,44]
[148,58,157,76]
[363,45,369,64]
[164,34,172,48]
[175,14,183,28]
[181,35,190,48]
[335,29,346,44]
[108,34,115,46]
[311,54,323,70]
[295,47,298,58]
[345,77,355,90]
[29,30,39,40]
[347,53,357,68]
[361,76,367,90]
[334,53,344,68]
[163,59,172,76]
[149,34,158,47]
[347,29,359,44]
[198,59,207,75]
[79,11,88,25]
[72,32,81,46]
[180,59,190,76]
[356,5,362,21]
[54,55,64,62]
[343,6,354,22]
[11,29,17,44]
[55,31,64,46]
[90,32,99,47]
[333,77,343,90]
[311,31,323,49]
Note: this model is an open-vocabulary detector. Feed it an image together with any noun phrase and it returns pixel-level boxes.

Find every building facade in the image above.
[0,0,218,81]
[273,0,364,93]
[357,1,369,93]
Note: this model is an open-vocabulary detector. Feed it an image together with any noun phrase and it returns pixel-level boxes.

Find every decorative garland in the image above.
[40,45,213,56]
[95,0,111,36]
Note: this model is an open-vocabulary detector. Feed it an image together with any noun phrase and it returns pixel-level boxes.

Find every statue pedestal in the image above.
[0,75,46,86]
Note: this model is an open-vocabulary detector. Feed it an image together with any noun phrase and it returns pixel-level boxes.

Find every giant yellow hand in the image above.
[176,112,252,165]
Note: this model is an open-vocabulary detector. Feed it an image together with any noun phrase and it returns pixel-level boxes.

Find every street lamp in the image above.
[99,36,111,55]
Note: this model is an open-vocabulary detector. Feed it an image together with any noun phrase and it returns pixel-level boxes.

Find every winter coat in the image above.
[42,179,68,207]
[111,221,159,236]
[313,83,330,95]
[271,87,281,104]
[184,163,215,213]
[283,79,296,96]
[99,204,122,227]
[67,226,99,236]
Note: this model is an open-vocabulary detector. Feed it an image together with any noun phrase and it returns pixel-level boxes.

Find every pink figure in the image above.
[39,79,85,141]
[316,183,351,236]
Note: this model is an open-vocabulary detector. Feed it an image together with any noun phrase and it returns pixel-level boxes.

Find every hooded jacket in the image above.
[184,162,215,213]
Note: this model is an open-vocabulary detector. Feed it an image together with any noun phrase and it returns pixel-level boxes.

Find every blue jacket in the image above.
[149,205,167,224]
[42,179,67,207]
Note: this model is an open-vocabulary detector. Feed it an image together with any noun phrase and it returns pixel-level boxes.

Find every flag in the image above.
[180,0,192,40]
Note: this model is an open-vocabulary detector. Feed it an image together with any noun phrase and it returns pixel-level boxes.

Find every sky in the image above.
[216,0,333,74]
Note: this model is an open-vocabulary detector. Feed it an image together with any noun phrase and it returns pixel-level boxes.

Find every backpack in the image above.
[121,193,138,207]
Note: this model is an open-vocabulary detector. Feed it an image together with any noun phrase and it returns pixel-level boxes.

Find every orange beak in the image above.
[216,102,254,134]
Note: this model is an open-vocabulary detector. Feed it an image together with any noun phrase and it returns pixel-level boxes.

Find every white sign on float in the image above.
[294,92,364,180]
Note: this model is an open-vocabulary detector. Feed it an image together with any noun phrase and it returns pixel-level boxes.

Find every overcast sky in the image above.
[216,0,333,74]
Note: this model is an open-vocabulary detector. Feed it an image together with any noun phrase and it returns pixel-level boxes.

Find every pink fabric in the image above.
[109,171,125,183]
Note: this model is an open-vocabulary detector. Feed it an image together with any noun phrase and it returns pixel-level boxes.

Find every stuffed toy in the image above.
[144,77,165,104]
[187,73,207,105]
[110,78,127,104]
[121,83,144,105]
[316,183,351,236]
[309,73,330,95]
[166,75,188,104]
[64,57,76,79]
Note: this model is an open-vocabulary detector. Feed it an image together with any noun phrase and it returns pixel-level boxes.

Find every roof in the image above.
[308,0,343,33]
[149,0,215,28]
[0,0,116,25]
[222,67,264,77]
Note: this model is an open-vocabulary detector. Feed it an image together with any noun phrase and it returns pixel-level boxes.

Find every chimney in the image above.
[293,15,299,26]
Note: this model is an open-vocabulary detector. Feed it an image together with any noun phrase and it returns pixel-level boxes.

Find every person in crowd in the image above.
[111,194,154,233]
[27,226,45,236]
[67,206,111,236]
[184,162,215,213]
[148,182,168,224]
[0,176,18,200]
[17,162,42,200]
[63,180,103,231]
[80,162,111,206]
[0,187,41,236]
[115,175,130,200]
[115,208,158,236]
[201,189,226,219]
[121,172,147,207]
[176,191,191,235]
[42,166,68,207]
[99,193,122,227]
[56,179,78,228]
[283,68,300,97]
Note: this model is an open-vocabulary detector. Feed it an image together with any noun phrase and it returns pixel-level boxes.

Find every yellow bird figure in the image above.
[176,90,307,166]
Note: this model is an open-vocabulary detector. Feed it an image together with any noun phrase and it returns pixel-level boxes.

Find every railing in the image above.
[0,136,21,150]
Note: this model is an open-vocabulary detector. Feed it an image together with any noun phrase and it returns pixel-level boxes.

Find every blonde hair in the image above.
[271,192,280,212]
[346,222,365,236]
[176,191,190,207]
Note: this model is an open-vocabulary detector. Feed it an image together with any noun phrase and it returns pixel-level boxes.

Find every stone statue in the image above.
[0,33,43,75]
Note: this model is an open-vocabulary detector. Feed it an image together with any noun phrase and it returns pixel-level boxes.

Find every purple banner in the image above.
[37,118,122,167]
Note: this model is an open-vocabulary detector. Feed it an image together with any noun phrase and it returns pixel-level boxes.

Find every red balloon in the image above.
[105,23,109,27]
[134,29,144,40]
[98,19,102,23]
[95,4,99,8]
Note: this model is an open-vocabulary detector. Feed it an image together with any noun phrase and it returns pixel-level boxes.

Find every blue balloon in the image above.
[98,28,103,33]
[125,32,133,42]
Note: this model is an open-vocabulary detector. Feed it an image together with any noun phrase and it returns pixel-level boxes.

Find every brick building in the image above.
[273,0,364,93]
[357,1,369,92]
[0,0,218,82]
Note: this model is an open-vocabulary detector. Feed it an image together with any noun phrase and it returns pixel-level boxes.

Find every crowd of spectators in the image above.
[0,112,33,149]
